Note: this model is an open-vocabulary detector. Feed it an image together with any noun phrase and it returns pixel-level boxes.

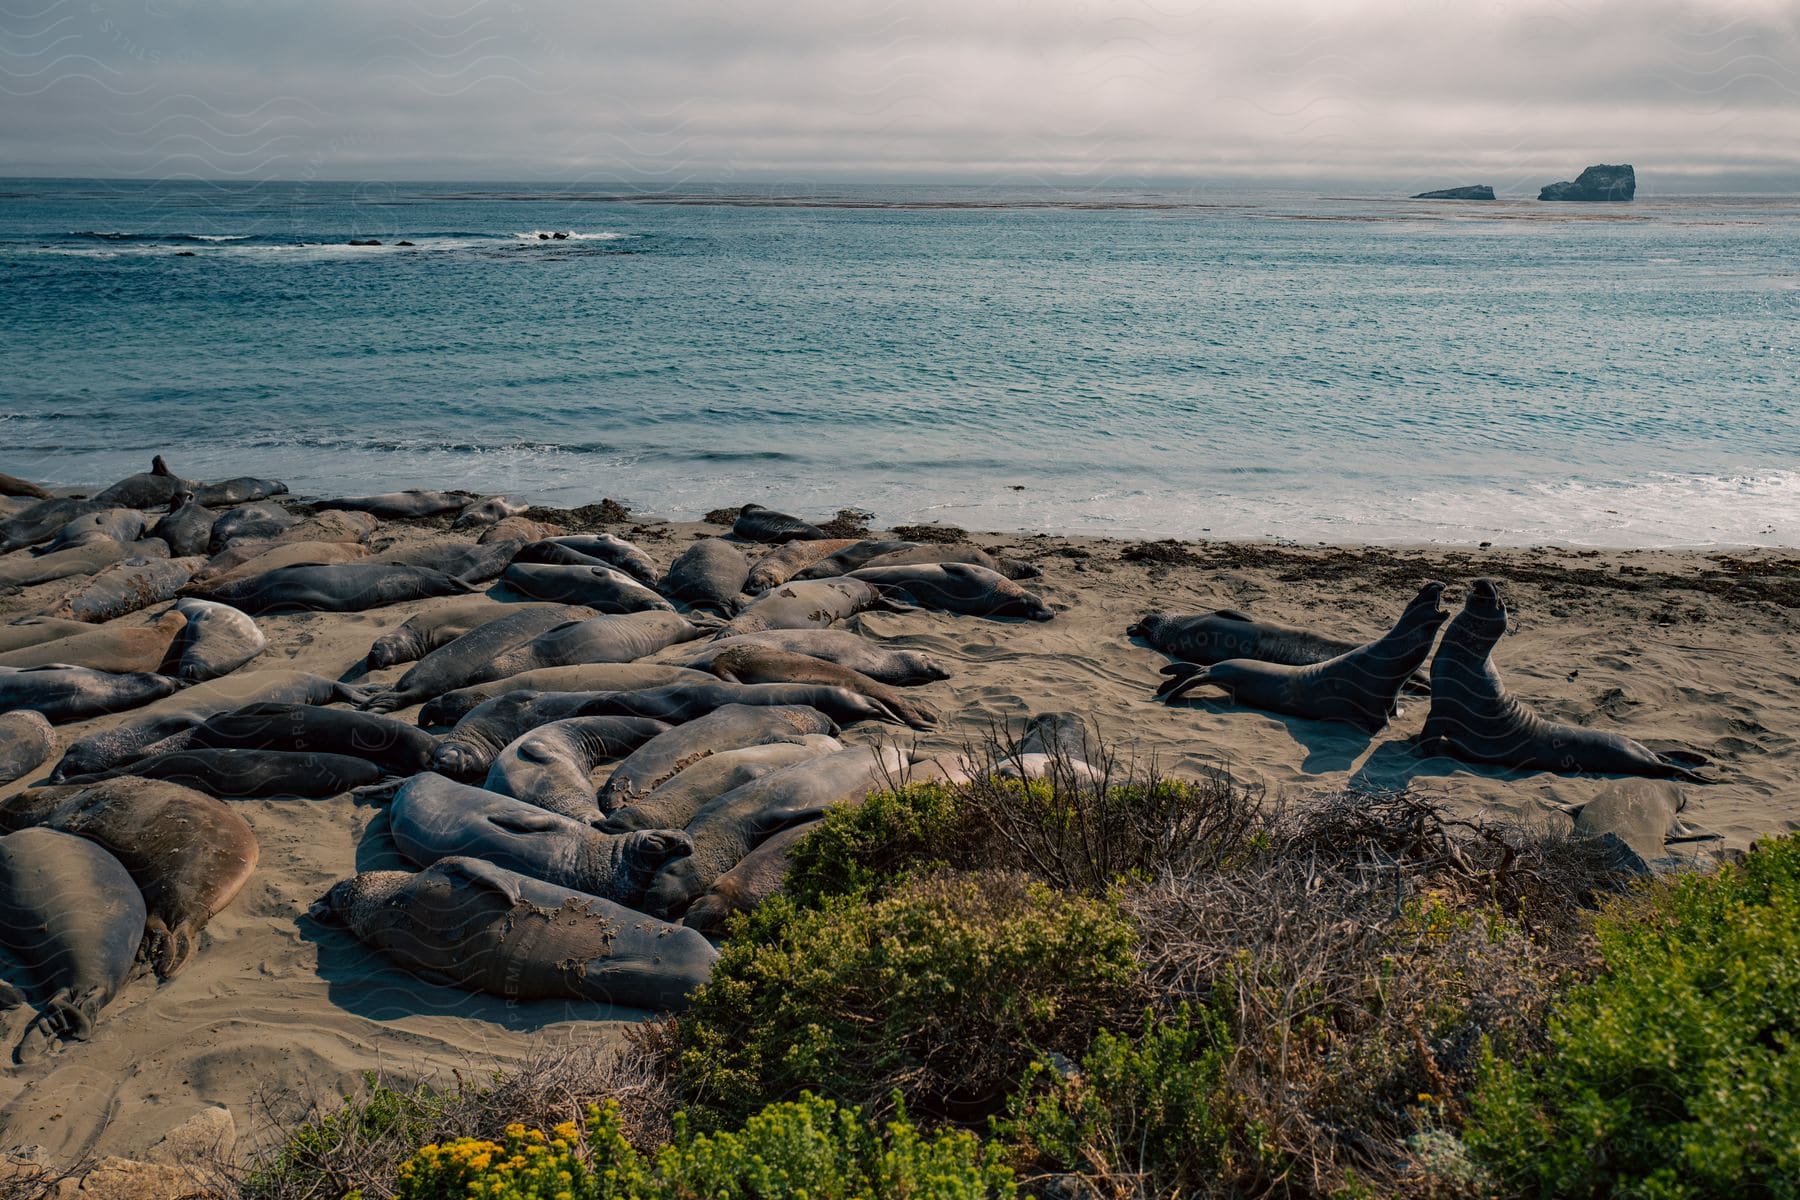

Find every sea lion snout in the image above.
[308,880,354,924]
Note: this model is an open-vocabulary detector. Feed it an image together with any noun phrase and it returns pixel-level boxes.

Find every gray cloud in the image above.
[2,0,1795,187]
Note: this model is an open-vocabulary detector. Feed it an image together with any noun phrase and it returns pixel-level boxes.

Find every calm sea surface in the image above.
[3,180,1796,546]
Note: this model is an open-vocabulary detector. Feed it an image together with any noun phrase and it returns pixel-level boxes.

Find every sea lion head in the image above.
[1403,580,1452,630]
[1448,578,1509,652]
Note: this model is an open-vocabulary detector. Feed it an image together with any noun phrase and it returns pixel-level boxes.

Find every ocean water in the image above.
[3,179,1796,548]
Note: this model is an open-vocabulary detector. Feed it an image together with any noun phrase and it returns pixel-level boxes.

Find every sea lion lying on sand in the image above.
[360,604,600,712]
[418,664,714,726]
[682,818,821,934]
[847,563,1054,621]
[732,503,825,543]
[186,702,438,774]
[207,502,299,550]
[56,747,391,798]
[39,508,147,553]
[1131,608,1431,694]
[0,711,55,785]
[484,715,686,822]
[510,534,659,585]
[594,703,841,812]
[150,493,216,556]
[365,600,580,669]
[599,738,842,834]
[41,556,205,623]
[318,489,474,518]
[744,539,858,593]
[166,598,266,681]
[191,475,287,507]
[674,629,950,686]
[190,561,479,615]
[93,455,188,509]
[501,562,674,614]
[0,498,112,554]
[660,538,750,614]
[433,700,668,780]
[0,665,177,725]
[0,538,166,590]
[0,609,187,674]
[717,579,912,637]
[703,643,937,729]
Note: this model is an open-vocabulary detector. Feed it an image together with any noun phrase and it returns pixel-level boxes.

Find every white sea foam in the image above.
[512,230,626,241]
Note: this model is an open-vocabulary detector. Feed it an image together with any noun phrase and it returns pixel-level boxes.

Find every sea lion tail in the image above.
[14,987,101,1063]
[1155,662,1215,703]
[143,918,196,980]
[1658,749,1716,784]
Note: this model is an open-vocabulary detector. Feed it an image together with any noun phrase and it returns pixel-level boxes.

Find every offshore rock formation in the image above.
[1539,164,1635,201]
[1412,185,1496,200]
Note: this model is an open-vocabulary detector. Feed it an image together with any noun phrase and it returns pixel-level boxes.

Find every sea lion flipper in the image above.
[490,808,566,835]
[0,980,24,1010]
[1659,749,1710,768]
[1155,663,1213,703]
[438,856,526,905]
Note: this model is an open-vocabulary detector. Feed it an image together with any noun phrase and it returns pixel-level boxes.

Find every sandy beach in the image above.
[1,505,1795,1167]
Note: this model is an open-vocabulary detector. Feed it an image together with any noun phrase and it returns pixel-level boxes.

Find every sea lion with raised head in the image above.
[595,703,841,813]
[674,628,950,686]
[731,503,825,544]
[1158,582,1450,733]
[484,715,685,821]
[501,562,674,614]
[190,475,287,507]
[419,664,713,726]
[360,604,598,712]
[639,744,910,918]
[317,489,474,518]
[188,561,479,615]
[716,578,913,637]
[1,779,257,978]
[207,501,299,550]
[702,643,937,729]
[42,556,205,623]
[847,562,1054,621]
[0,665,177,725]
[744,538,859,593]
[1131,608,1430,693]
[660,538,750,614]
[187,701,438,773]
[681,817,821,934]
[310,857,717,1011]
[0,711,55,785]
[93,455,188,509]
[150,492,216,556]
[434,700,668,780]
[0,827,146,1061]
[166,597,265,681]
[390,772,691,904]
[1421,579,1712,781]
[57,747,390,797]
[0,609,187,675]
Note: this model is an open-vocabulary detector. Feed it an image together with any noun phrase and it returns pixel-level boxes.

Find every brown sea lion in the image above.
[0,472,51,500]
[0,711,55,785]
[744,538,859,593]
[846,562,1053,620]
[361,604,599,712]
[593,703,841,812]
[365,599,577,669]
[186,539,372,590]
[0,665,178,724]
[0,537,166,590]
[598,738,841,834]
[0,608,187,674]
[671,628,952,686]
[167,598,266,681]
[716,578,913,638]
[501,562,674,614]
[681,818,821,934]
[317,489,474,518]
[41,556,206,623]
[703,643,936,729]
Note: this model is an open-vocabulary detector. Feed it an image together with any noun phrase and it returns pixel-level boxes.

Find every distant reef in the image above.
[1412,185,1496,200]
[1539,164,1635,201]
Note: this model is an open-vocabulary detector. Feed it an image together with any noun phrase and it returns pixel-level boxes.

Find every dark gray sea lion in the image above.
[1130,608,1430,692]
[791,539,921,580]
[166,597,266,681]
[847,563,1054,620]
[852,544,1041,580]
[600,738,841,834]
[502,562,674,614]
[705,644,936,729]
[1018,711,1099,763]
[190,475,287,506]
[40,508,147,553]
[1421,579,1711,781]
[150,492,217,556]
[418,664,715,726]
[717,579,912,637]
[537,534,660,585]
[361,604,598,712]
[318,489,475,518]
[731,503,825,544]
[682,818,821,934]
[389,774,691,904]
[365,599,582,669]
[190,561,479,615]
[370,538,522,583]
[0,665,177,724]
[1157,582,1449,733]
[485,715,687,821]
[2,779,257,979]
[675,629,950,686]
[93,455,188,509]
[594,703,841,812]
[0,711,55,785]
[0,618,89,655]
[188,702,438,773]
[310,857,717,1011]
[0,827,146,1061]
[525,680,898,731]
[0,608,187,674]
[745,538,859,593]
[453,496,529,530]
[639,745,909,918]
[206,501,299,551]
[434,700,668,779]
[40,555,204,623]
[57,747,389,797]
[0,472,51,500]
[50,670,373,779]
[0,537,164,590]
[660,538,750,614]
[0,497,112,554]
[187,539,370,590]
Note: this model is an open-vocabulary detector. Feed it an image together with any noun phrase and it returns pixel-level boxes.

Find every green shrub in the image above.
[392,1094,1016,1200]
[1000,1003,1240,1196]
[1466,834,1800,1199]
[241,1075,457,1200]
[677,870,1140,1130]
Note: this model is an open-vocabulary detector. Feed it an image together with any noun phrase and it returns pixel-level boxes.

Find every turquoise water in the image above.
[3,179,1796,546]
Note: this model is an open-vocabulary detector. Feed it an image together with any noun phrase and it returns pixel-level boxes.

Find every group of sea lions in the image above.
[0,464,1068,1056]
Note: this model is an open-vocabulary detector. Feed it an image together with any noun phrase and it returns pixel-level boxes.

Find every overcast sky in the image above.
[3,0,1796,189]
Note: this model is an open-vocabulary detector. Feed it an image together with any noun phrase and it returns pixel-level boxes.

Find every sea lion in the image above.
[660,539,750,614]
[599,737,841,834]
[39,508,147,553]
[93,455,189,508]
[1157,582,1449,733]
[361,604,597,712]
[0,711,55,785]
[42,556,205,623]
[51,670,374,779]
[847,562,1054,620]
[434,699,668,780]
[480,516,565,544]
[1130,608,1430,692]
[717,579,912,637]
[674,629,951,686]
[452,496,529,530]
[187,702,438,773]
[370,538,521,583]
[365,599,576,669]
[1018,711,1100,763]
[851,544,1041,580]
[639,745,910,918]
[418,664,715,726]
[188,561,479,615]
[791,539,921,580]
[0,537,165,590]
[318,490,474,518]
[731,503,825,544]
[166,598,265,681]
[0,472,50,500]
[186,540,372,590]
[0,827,146,1061]
[744,538,859,593]
[703,644,937,729]
[2,779,257,978]
[681,818,821,934]
[0,665,177,724]
[388,773,692,905]
[1421,579,1711,781]
[0,609,187,674]
[268,510,380,546]
[56,747,390,797]
[190,475,287,507]
[310,857,717,1011]
[150,492,216,556]
[0,497,112,554]
[501,562,674,614]
[526,534,660,585]
[0,618,89,655]
[207,501,299,550]
[485,715,685,821]
[594,703,841,812]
